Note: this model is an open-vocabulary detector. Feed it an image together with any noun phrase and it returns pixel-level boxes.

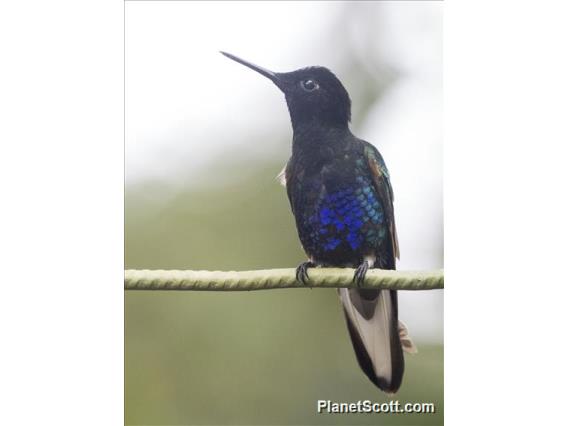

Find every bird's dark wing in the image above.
[362,142,400,260]
[337,142,406,393]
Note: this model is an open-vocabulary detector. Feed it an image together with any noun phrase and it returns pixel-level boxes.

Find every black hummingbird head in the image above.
[221,51,351,129]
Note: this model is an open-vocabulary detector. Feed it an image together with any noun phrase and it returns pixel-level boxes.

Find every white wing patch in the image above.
[276,164,287,187]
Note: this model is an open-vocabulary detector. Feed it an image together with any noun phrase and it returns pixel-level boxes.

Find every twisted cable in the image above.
[125,268,444,291]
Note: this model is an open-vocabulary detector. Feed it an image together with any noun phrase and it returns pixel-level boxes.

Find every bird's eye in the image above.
[301,79,319,92]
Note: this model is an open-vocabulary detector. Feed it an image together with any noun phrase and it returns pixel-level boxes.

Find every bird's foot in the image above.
[353,261,370,287]
[295,261,315,285]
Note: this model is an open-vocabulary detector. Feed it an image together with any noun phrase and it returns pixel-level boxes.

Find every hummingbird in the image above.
[221,51,416,393]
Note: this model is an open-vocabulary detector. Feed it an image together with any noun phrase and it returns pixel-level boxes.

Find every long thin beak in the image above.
[220,51,283,89]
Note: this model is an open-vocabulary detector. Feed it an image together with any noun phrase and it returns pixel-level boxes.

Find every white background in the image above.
[1,1,568,425]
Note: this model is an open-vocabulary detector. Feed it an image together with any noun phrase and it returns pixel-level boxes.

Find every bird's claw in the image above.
[296,261,315,285]
[353,261,369,287]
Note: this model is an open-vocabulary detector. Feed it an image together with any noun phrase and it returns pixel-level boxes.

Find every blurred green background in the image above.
[125,166,443,425]
[126,2,442,425]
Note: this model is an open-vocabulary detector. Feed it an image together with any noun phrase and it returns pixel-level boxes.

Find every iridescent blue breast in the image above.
[303,177,386,256]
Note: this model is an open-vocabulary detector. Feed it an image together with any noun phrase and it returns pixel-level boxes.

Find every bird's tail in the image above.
[339,288,415,393]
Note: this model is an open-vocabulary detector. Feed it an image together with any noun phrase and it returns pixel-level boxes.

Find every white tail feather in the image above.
[398,320,418,354]
[339,288,393,383]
